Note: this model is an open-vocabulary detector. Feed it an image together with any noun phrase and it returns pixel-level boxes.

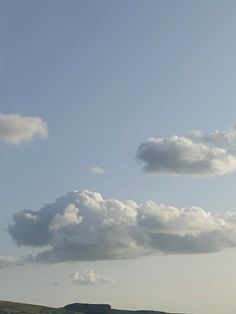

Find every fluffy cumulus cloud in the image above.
[89,166,105,175]
[0,113,48,144]
[136,126,236,176]
[71,269,113,286]
[8,190,236,262]
[0,256,16,268]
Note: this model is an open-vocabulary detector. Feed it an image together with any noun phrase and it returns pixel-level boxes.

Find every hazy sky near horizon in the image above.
[1,1,236,313]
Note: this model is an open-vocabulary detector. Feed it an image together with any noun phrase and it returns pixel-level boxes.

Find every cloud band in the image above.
[9,190,236,263]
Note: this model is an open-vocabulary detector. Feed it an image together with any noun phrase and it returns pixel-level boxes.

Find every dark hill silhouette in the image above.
[0,300,185,314]
[64,303,184,314]
[64,303,111,313]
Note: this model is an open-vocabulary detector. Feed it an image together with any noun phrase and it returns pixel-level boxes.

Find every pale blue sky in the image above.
[1,1,236,313]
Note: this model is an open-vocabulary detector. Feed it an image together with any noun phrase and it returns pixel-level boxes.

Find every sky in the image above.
[1,1,236,313]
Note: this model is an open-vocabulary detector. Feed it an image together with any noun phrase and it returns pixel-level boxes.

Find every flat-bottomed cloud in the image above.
[136,126,236,176]
[8,190,236,263]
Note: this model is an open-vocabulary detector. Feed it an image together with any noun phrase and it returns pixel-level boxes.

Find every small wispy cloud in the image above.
[89,166,105,175]
[71,269,113,286]
[0,256,16,269]
[0,113,48,144]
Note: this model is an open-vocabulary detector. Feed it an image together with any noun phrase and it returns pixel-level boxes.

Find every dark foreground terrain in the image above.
[0,300,184,314]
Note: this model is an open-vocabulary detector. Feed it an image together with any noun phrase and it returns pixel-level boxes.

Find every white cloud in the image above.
[71,269,113,286]
[136,126,236,176]
[0,256,16,268]
[49,204,83,231]
[89,166,105,175]
[0,113,48,144]
[8,190,236,262]
[190,126,236,151]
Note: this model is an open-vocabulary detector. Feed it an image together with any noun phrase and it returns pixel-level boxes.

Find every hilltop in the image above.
[0,300,184,314]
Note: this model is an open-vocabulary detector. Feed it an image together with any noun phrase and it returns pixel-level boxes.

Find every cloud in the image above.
[190,126,236,153]
[8,190,236,262]
[49,204,83,231]
[89,166,105,175]
[0,113,48,144]
[71,269,113,286]
[0,256,16,268]
[136,126,236,176]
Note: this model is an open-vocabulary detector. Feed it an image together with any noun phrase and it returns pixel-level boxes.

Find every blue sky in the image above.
[1,1,236,313]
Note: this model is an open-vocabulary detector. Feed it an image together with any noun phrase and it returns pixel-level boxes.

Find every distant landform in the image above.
[0,300,185,314]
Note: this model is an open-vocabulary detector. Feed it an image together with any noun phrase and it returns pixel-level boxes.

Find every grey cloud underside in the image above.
[149,231,236,254]
[9,190,236,263]
[136,126,236,176]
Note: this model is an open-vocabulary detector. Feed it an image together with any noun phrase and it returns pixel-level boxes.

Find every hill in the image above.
[64,303,177,314]
[0,300,184,314]
[0,300,80,314]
